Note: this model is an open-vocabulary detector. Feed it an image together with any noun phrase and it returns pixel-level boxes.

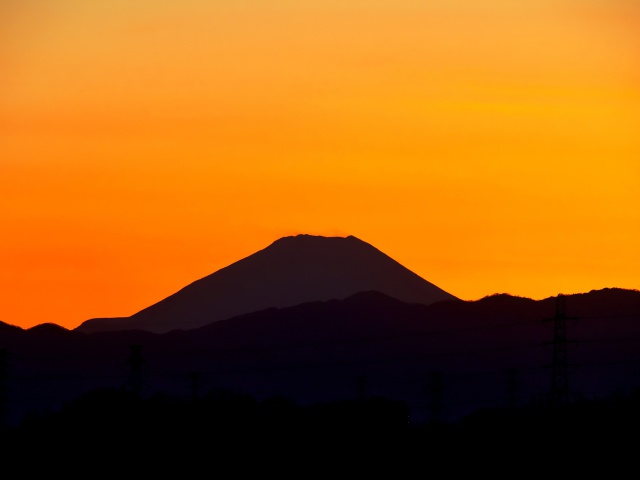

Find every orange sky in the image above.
[1,0,639,330]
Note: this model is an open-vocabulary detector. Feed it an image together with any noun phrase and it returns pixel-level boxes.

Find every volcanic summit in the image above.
[77,234,459,334]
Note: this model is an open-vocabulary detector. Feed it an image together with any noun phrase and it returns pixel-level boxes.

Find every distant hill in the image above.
[3,287,640,428]
[76,234,459,334]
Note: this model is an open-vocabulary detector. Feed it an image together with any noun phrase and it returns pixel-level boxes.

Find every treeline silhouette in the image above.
[2,382,638,472]
[2,288,640,470]
[8,387,411,441]
[0,386,422,470]
[5,308,640,426]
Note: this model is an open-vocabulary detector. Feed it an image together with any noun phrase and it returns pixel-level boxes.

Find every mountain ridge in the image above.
[3,287,640,427]
[76,234,459,334]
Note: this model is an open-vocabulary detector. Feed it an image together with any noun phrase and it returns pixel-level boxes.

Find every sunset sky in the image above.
[2,0,639,330]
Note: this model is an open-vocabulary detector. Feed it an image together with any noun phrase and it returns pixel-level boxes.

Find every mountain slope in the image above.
[6,288,640,427]
[76,234,459,334]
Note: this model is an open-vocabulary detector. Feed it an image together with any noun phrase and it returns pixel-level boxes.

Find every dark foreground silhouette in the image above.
[3,287,640,432]
[1,385,638,475]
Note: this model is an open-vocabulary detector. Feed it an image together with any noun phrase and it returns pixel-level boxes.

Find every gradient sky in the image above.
[2,0,639,329]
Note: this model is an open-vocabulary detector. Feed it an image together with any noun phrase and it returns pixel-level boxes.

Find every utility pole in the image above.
[126,344,145,397]
[355,375,367,401]
[190,371,201,402]
[428,371,444,425]
[0,348,6,429]
[507,368,518,409]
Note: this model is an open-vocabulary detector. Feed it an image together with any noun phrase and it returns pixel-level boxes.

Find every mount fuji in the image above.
[76,234,459,334]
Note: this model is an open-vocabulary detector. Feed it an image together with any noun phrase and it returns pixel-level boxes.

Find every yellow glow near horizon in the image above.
[1,0,639,329]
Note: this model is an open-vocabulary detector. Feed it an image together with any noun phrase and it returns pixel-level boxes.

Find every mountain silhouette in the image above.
[2,287,640,430]
[76,234,459,334]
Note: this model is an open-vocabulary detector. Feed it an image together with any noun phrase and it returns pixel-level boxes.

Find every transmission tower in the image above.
[548,294,575,406]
